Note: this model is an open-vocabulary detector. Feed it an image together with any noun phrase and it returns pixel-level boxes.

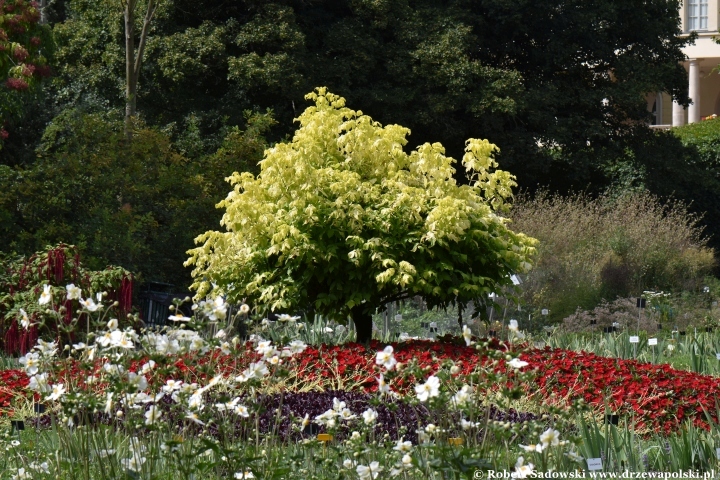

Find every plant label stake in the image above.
[715,353,720,361]
[649,338,658,363]
[716,447,720,460]
[629,335,639,357]
[586,458,603,471]
[10,420,24,431]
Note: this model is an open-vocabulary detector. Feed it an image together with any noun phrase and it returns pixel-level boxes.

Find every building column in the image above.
[673,100,686,127]
[688,59,701,124]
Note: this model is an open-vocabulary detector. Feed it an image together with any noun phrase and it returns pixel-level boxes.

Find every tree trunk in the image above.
[122,0,158,141]
[124,3,135,141]
[351,305,373,344]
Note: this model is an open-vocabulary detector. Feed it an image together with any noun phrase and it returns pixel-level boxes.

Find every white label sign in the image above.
[586,458,603,471]
[629,336,640,344]
[648,338,658,346]
[716,448,720,459]
[716,353,720,360]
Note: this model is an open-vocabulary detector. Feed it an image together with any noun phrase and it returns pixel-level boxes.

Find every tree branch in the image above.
[133,0,159,77]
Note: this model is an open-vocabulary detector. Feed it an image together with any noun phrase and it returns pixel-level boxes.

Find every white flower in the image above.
[127,372,148,391]
[79,297,99,312]
[333,397,346,411]
[338,408,356,421]
[323,327,333,333]
[377,374,391,396]
[208,296,227,321]
[219,342,231,355]
[188,393,205,411]
[343,459,357,469]
[462,325,473,346]
[215,397,240,412]
[19,309,30,330]
[107,318,119,330]
[401,454,413,468]
[66,283,81,300]
[38,284,52,305]
[362,408,378,425]
[233,404,250,417]
[34,339,58,358]
[19,352,40,375]
[28,373,50,393]
[144,405,162,425]
[520,443,544,453]
[508,319,526,339]
[234,472,255,479]
[507,358,529,369]
[393,438,413,453]
[12,467,32,480]
[141,360,156,374]
[28,461,50,473]
[169,313,191,322]
[104,392,114,414]
[356,461,382,480]
[451,385,472,408]
[288,340,307,355]
[414,375,440,402]
[376,345,397,370]
[121,454,146,472]
[185,411,205,425]
[565,450,584,462]
[277,313,300,322]
[511,457,535,479]
[48,383,66,401]
[461,418,480,430]
[241,361,269,380]
[239,304,250,314]
[539,428,561,447]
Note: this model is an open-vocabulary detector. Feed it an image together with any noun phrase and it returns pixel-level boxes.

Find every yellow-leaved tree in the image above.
[186,88,537,343]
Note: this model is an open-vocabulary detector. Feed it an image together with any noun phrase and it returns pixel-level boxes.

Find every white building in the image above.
[650,0,720,126]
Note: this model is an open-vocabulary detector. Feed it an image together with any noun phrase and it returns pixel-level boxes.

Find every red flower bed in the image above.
[2,339,720,433]
[0,369,29,410]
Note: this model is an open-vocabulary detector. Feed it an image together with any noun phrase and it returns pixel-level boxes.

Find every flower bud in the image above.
[113,301,119,307]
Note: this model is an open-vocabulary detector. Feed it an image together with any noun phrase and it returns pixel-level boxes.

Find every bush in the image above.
[510,191,715,321]
[0,110,273,287]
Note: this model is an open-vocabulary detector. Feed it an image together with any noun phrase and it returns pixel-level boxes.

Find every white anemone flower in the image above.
[356,461,382,480]
[38,284,52,305]
[48,383,66,401]
[66,283,81,300]
[539,428,561,447]
[451,385,473,408]
[18,352,40,375]
[462,325,473,346]
[79,297,99,312]
[511,457,535,479]
[362,408,378,425]
[414,375,440,402]
[377,374,391,395]
[393,438,413,453]
[507,358,529,369]
[144,405,162,425]
[376,345,397,370]
[234,471,255,479]
[107,318,119,330]
[169,313,191,322]
[19,309,31,330]
[28,373,50,393]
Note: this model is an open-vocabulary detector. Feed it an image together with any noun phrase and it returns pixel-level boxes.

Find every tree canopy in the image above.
[186,89,537,342]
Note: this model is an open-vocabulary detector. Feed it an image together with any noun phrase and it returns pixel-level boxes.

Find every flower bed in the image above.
[3,338,720,433]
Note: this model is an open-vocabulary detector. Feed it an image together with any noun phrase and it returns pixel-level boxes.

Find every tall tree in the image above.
[186,89,537,342]
[121,0,162,139]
